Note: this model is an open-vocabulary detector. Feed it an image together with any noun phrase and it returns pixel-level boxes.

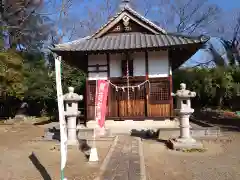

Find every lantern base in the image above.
[169,138,203,150]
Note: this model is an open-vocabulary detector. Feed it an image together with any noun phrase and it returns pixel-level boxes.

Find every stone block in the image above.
[191,129,205,137]
[77,128,112,140]
[78,128,94,140]
[205,128,221,136]
[169,139,204,150]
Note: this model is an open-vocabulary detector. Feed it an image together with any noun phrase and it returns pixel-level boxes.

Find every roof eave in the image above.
[50,41,206,54]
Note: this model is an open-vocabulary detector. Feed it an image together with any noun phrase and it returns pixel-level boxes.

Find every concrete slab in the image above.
[87,119,180,134]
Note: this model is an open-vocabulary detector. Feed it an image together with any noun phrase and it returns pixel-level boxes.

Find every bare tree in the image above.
[69,0,222,38]
[152,0,221,35]
[1,0,55,50]
[191,11,240,68]
[72,0,121,38]
[223,13,240,65]
[41,0,85,43]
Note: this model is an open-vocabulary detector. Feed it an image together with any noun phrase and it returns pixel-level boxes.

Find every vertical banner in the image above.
[95,80,109,129]
[54,55,68,180]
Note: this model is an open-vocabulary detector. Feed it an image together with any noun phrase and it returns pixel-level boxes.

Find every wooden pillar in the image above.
[169,53,173,118]
[145,51,149,117]
[85,55,89,122]
[106,53,110,119]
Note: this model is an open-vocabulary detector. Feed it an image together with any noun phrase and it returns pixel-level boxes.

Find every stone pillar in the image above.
[170,83,203,149]
[63,87,83,145]
[178,113,194,143]
[67,116,77,144]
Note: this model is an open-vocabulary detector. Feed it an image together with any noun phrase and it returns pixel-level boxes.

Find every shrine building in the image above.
[51,0,208,125]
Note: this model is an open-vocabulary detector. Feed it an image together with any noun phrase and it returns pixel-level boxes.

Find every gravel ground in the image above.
[143,132,240,180]
[0,124,113,180]
[1,123,239,180]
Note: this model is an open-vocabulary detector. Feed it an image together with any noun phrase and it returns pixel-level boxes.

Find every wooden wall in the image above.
[86,77,171,120]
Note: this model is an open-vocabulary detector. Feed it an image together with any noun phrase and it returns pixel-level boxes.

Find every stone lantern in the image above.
[63,87,83,145]
[170,83,203,149]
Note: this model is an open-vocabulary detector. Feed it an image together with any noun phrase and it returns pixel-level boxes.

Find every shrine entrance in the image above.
[108,78,147,119]
[86,77,171,120]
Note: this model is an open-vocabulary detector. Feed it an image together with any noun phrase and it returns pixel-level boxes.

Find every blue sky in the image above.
[43,0,239,67]
[209,0,240,11]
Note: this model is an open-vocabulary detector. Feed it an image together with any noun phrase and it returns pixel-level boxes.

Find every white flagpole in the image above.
[54,55,68,180]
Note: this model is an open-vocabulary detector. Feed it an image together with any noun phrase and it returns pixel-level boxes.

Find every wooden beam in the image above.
[88,64,108,67]
[88,70,108,73]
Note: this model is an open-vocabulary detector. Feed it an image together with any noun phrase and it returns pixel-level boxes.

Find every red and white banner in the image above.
[95,80,109,128]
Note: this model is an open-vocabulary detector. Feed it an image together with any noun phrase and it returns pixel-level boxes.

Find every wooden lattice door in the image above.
[147,79,171,117]
[118,84,146,118]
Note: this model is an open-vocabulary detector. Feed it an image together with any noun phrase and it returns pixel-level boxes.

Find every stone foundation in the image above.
[86,119,179,134]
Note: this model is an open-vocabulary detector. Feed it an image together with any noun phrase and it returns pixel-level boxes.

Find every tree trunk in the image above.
[216,88,224,109]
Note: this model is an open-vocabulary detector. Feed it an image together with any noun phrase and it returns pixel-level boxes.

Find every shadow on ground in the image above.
[29,152,52,180]
[130,129,171,146]
[77,137,92,160]
[33,118,56,126]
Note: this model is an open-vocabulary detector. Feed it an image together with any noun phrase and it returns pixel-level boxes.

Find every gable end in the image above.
[92,7,166,38]
[106,19,155,35]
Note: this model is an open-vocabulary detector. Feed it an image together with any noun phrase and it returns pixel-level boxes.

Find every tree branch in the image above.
[176,0,207,33]
[182,6,218,34]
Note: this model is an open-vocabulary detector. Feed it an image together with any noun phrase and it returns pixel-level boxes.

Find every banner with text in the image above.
[95,80,109,128]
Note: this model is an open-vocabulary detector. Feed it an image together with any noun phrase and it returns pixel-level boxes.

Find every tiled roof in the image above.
[51,33,209,52]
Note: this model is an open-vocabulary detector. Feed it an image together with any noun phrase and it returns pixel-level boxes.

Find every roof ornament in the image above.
[119,0,131,10]
[123,15,130,27]
[200,35,210,42]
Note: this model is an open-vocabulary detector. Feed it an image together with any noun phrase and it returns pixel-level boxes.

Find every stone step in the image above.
[158,127,221,139]
[77,128,113,140]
